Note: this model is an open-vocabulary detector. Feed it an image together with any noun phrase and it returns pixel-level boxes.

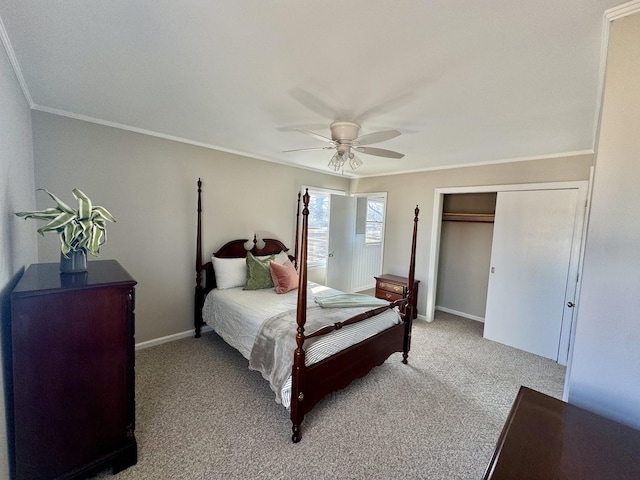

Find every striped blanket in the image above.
[249,303,400,406]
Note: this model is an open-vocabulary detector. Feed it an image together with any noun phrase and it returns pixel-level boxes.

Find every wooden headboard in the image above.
[200,236,292,293]
[214,237,290,259]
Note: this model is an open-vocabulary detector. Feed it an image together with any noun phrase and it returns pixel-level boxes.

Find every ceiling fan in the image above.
[284,121,404,172]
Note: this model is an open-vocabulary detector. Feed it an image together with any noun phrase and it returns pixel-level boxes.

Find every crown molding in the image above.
[0,13,33,107]
[591,1,640,155]
[606,0,640,21]
[356,150,594,179]
[32,103,586,180]
[31,104,355,179]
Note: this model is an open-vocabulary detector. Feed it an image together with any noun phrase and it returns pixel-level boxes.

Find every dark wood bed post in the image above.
[195,178,204,338]
[291,189,309,443]
[402,205,420,364]
[293,191,301,270]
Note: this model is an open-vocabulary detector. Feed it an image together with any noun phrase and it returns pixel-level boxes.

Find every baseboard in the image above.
[135,325,213,350]
[354,284,376,293]
[435,306,485,323]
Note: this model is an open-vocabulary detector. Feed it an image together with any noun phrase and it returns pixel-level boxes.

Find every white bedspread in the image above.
[202,283,400,408]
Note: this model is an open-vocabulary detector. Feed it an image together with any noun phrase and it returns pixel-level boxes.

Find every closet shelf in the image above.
[442,212,495,223]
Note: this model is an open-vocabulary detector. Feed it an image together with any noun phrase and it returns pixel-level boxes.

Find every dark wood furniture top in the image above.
[11,259,135,294]
[374,273,419,319]
[483,386,640,480]
[10,260,137,480]
[194,179,420,442]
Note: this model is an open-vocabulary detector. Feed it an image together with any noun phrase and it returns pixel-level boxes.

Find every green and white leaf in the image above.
[91,205,116,223]
[37,211,75,235]
[88,224,104,255]
[73,188,92,220]
[37,188,75,214]
[15,208,63,221]
[60,223,75,255]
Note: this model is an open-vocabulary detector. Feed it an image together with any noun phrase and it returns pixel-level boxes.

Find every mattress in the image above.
[202,283,400,408]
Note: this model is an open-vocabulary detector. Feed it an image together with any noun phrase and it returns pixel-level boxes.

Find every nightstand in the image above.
[374,273,419,319]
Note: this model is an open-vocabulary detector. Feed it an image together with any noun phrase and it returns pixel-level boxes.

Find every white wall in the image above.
[0,40,38,480]
[351,155,593,317]
[31,111,350,343]
[567,10,640,429]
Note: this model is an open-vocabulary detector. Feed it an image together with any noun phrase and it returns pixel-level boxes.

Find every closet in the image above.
[431,183,587,364]
[436,193,496,321]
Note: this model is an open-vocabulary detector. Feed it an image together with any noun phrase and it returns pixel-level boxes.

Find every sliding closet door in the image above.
[484,189,579,361]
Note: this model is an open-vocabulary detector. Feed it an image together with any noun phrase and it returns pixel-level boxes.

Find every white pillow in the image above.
[212,256,247,289]
[266,250,290,265]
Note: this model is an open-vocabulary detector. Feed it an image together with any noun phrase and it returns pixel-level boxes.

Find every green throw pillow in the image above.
[244,252,275,290]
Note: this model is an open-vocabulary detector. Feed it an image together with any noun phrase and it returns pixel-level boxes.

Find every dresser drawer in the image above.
[376,280,406,295]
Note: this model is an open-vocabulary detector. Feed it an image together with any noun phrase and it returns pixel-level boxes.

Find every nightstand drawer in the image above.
[374,274,420,320]
[376,280,406,295]
[376,289,403,302]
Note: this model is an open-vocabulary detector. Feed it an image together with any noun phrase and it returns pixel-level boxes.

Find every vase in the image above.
[60,249,88,274]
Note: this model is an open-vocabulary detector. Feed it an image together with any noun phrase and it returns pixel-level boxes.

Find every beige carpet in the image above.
[96,311,565,479]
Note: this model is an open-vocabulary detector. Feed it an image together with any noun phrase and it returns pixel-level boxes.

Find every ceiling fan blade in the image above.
[289,88,337,119]
[296,129,335,144]
[277,124,329,132]
[283,146,335,153]
[353,146,405,159]
[353,129,401,146]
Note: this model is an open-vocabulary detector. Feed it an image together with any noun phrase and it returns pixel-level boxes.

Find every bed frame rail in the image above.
[304,299,407,341]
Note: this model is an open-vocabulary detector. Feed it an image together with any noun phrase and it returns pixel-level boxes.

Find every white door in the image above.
[484,189,580,361]
[326,195,356,292]
[351,195,386,291]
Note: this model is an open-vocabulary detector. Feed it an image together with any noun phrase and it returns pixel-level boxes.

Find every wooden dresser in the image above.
[374,274,419,319]
[483,386,640,479]
[10,260,137,480]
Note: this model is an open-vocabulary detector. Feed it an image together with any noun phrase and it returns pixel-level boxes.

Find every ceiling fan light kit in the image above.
[328,151,346,171]
[285,121,405,172]
[348,152,363,170]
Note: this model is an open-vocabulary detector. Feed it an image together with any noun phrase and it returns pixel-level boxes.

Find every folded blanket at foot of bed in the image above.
[313,293,390,308]
[249,303,400,407]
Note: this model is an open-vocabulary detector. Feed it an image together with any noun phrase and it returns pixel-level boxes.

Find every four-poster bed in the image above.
[194,179,420,442]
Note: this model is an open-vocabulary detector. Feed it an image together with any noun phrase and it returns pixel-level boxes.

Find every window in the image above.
[365,197,385,244]
[302,187,344,268]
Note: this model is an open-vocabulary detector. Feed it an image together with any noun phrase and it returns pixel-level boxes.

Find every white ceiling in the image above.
[0,1,623,177]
